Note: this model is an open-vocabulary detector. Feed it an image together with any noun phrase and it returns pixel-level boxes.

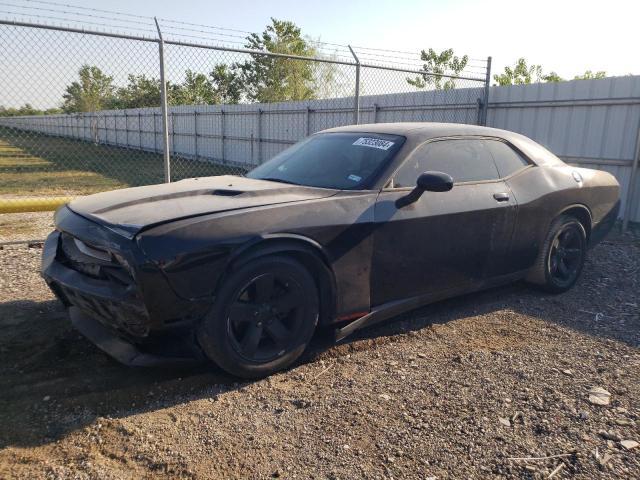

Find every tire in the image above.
[526,215,587,293]
[197,255,319,378]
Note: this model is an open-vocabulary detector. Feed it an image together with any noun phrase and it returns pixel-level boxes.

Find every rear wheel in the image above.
[526,215,587,293]
[197,256,318,378]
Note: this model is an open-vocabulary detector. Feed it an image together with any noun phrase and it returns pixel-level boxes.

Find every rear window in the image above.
[247,132,405,189]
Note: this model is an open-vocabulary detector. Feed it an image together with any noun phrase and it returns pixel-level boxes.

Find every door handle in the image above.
[493,192,510,202]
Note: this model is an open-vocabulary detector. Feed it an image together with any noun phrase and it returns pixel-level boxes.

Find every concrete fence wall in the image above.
[1,76,639,222]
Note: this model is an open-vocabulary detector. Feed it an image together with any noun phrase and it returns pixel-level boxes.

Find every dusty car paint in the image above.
[41,122,620,365]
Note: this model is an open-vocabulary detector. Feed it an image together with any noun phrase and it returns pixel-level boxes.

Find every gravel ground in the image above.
[0,225,638,479]
[0,212,54,243]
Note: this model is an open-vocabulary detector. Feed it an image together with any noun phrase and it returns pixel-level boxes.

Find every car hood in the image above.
[68,175,338,236]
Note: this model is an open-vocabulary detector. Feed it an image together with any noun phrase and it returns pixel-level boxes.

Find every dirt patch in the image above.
[0,129,245,199]
[0,233,638,479]
[0,212,54,242]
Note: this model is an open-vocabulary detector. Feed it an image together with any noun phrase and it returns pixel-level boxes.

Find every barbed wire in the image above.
[0,1,154,26]
[156,17,255,36]
[0,9,159,34]
[19,0,153,20]
[0,0,489,74]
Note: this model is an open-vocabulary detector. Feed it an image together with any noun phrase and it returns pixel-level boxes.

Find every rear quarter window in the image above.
[484,139,529,178]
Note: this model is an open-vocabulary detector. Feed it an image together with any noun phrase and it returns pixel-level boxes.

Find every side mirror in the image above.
[396,171,453,208]
[416,171,454,192]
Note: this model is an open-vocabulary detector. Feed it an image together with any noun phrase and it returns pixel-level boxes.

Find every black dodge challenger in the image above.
[42,123,620,378]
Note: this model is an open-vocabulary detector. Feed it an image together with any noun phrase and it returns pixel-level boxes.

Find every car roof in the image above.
[322,122,519,142]
[320,122,564,167]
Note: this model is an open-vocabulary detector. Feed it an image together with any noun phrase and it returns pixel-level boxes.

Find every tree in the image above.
[407,48,469,90]
[115,74,161,109]
[172,70,215,105]
[493,58,544,86]
[209,64,242,104]
[542,71,563,83]
[62,65,116,113]
[236,18,317,102]
[574,70,606,80]
[494,60,608,85]
[307,37,350,99]
[0,104,61,116]
[169,67,242,105]
[310,55,348,99]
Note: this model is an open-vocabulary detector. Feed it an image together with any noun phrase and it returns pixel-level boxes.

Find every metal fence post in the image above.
[194,110,199,160]
[481,56,492,126]
[154,17,171,183]
[348,45,361,125]
[113,114,118,146]
[171,111,175,156]
[221,109,225,163]
[152,112,158,152]
[622,122,640,231]
[124,111,129,147]
[257,108,262,163]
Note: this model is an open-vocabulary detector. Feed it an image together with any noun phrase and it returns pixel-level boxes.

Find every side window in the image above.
[484,139,529,178]
[393,139,499,187]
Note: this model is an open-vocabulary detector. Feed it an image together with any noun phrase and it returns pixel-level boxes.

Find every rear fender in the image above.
[554,203,593,241]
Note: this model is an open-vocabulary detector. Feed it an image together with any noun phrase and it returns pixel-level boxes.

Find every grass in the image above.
[0,127,245,198]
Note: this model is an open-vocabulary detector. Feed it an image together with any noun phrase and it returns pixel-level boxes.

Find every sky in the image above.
[1,0,639,108]
[88,0,639,79]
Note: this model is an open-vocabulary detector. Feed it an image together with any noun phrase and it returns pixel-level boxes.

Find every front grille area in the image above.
[58,233,134,287]
[52,233,150,337]
[56,283,150,337]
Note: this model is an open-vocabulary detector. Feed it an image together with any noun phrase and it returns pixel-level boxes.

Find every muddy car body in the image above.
[42,123,620,377]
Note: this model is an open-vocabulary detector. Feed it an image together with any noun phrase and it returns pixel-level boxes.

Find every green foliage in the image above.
[172,70,215,105]
[493,58,544,86]
[11,19,346,114]
[170,66,243,105]
[541,71,563,83]
[407,48,469,90]
[574,70,607,80]
[236,18,317,102]
[114,75,162,109]
[208,64,243,104]
[0,104,62,117]
[494,60,607,85]
[62,65,117,113]
[50,19,318,112]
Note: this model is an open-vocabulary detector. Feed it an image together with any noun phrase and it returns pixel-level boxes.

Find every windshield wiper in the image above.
[260,177,301,186]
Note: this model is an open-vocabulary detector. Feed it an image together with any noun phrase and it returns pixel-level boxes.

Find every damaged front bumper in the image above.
[41,228,203,366]
[68,306,197,367]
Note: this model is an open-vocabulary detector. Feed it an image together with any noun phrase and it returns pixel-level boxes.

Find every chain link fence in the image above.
[0,19,490,213]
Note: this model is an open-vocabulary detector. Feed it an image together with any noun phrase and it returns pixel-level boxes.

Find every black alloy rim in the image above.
[548,225,583,285]
[227,273,305,363]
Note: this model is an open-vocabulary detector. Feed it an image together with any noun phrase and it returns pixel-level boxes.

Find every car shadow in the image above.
[1,236,638,449]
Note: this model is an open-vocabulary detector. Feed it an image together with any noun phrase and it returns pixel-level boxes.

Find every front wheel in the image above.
[197,255,319,378]
[526,215,587,293]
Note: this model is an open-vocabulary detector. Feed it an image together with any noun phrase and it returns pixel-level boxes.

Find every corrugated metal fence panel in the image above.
[486,76,640,221]
[1,77,639,221]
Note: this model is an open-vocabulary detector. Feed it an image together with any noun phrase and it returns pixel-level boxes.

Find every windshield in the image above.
[247,132,405,190]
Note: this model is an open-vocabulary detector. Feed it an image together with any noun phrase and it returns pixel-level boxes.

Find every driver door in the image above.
[370,138,517,306]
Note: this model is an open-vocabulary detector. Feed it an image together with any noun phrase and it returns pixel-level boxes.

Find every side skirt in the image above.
[334,270,527,342]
